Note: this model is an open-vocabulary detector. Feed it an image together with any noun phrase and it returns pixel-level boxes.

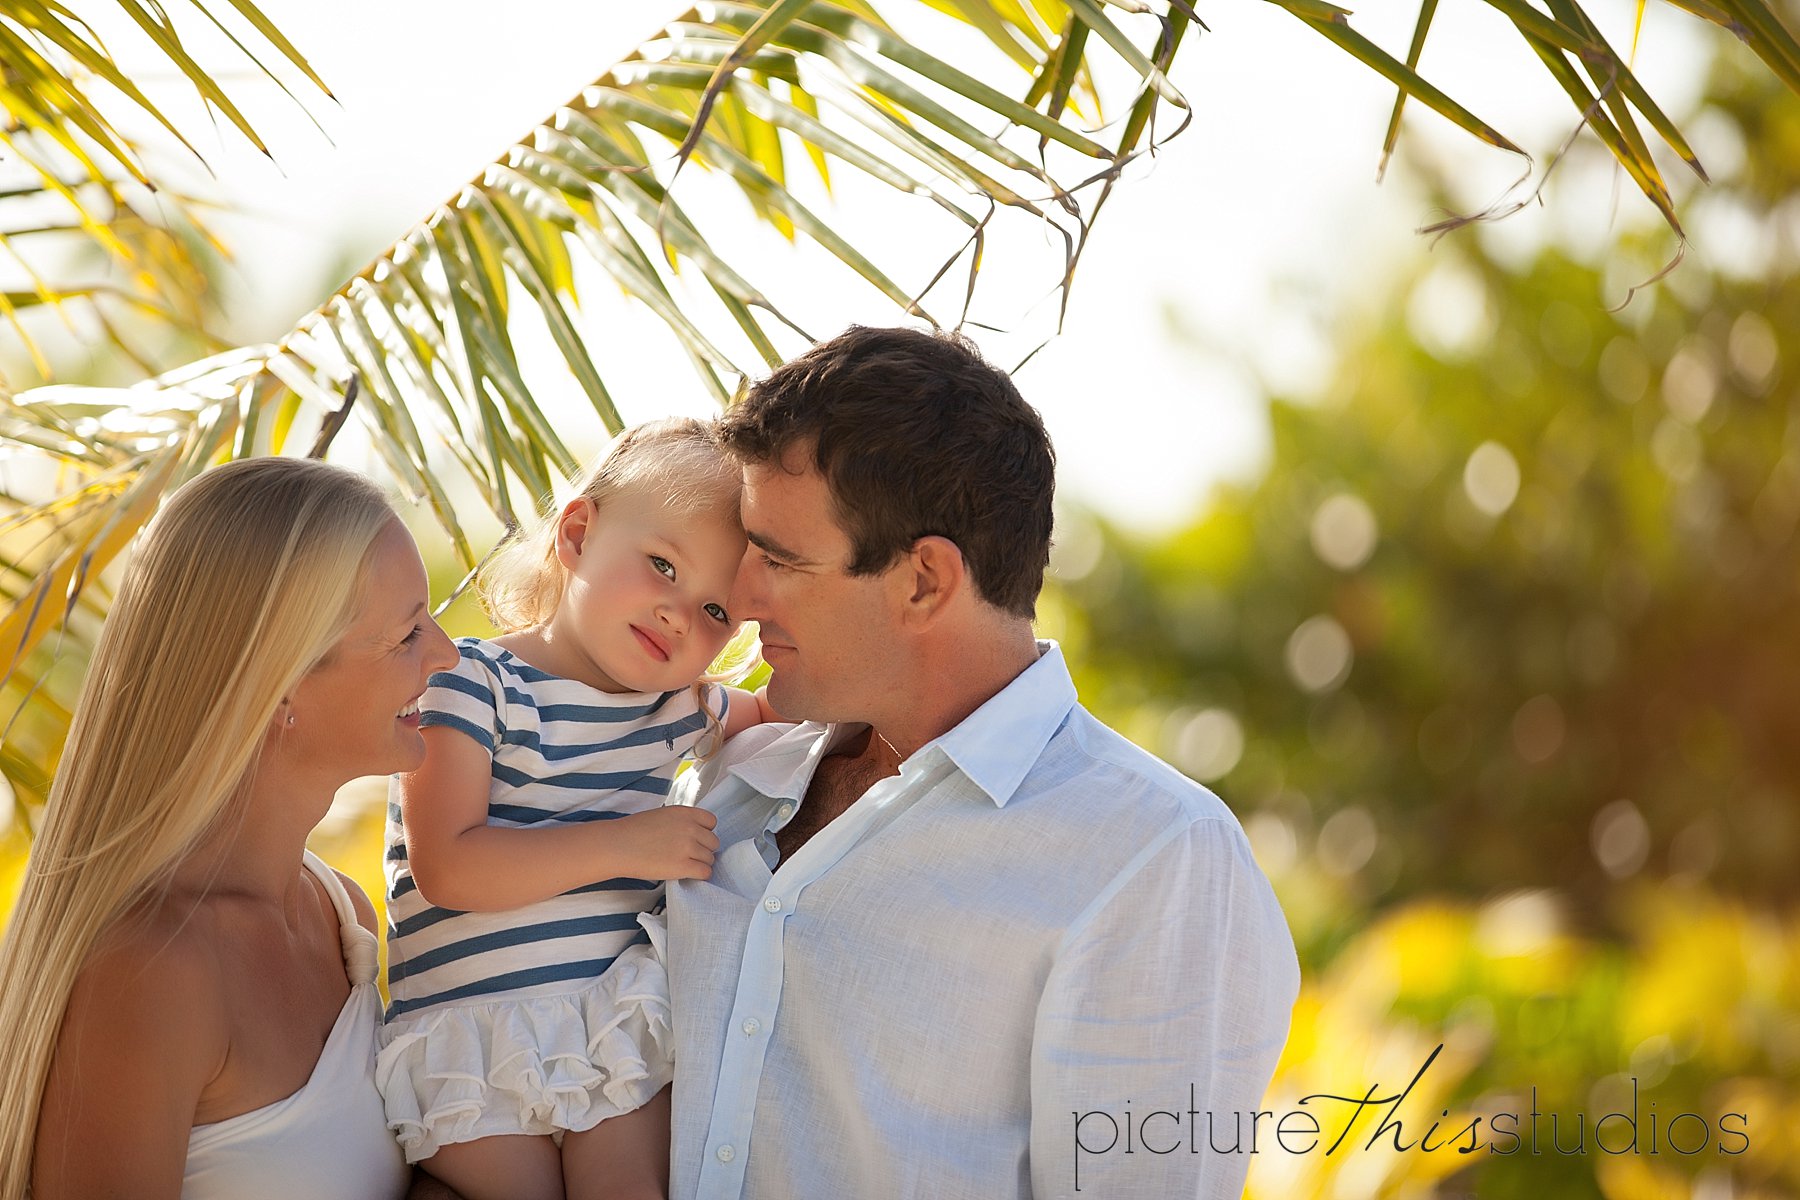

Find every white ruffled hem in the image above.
[375,939,673,1163]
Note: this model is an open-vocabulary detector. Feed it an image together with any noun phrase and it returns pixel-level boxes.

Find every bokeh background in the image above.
[3,2,1798,1195]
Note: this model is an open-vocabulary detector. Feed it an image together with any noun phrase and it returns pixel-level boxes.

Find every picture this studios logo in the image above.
[1069,1046,1750,1191]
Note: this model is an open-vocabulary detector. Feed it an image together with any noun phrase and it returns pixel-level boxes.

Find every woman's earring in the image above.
[286,712,297,727]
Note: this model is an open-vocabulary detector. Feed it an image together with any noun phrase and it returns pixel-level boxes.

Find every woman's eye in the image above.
[704,603,730,623]
[650,555,675,579]
[402,626,424,646]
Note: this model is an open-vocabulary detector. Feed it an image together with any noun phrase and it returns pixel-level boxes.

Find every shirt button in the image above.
[763,896,783,913]
[742,1018,761,1036]
[717,1145,736,1163]
[776,802,795,821]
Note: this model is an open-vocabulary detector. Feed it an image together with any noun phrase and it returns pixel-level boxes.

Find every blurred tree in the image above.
[1049,52,1800,926]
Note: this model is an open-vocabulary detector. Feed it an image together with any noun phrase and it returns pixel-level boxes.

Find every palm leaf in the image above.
[0,0,331,389]
[1284,0,1800,213]
[3,0,1191,597]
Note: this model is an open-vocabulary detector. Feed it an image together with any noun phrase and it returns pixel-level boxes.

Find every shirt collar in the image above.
[723,640,1077,810]
[927,640,1076,808]
[722,718,860,802]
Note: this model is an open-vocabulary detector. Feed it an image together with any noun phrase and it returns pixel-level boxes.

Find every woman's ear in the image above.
[554,498,596,571]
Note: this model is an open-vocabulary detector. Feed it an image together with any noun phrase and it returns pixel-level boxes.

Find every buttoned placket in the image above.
[692,750,945,1198]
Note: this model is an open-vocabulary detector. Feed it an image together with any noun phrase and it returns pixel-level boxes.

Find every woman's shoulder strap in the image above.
[300,850,379,985]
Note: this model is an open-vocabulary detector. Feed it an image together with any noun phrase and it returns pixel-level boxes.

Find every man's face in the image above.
[729,451,900,723]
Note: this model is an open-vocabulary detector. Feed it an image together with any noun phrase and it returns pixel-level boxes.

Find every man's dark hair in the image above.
[717,325,1055,618]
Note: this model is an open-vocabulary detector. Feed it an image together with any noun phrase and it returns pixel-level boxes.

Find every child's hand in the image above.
[612,805,721,880]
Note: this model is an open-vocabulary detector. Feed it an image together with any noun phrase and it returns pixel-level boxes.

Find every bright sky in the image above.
[88,0,1720,534]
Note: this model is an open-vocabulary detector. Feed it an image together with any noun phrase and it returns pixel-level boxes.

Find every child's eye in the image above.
[650,555,676,580]
[704,603,730,623]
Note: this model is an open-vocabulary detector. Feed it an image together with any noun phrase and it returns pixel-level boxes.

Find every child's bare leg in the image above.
[422,1133,565,1200]
[561,1087,672,1200]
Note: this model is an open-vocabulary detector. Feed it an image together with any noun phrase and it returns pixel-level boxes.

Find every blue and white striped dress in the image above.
[374,637,721,1162]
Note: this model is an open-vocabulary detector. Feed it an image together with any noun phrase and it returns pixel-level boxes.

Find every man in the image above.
[663,325,1299,1199]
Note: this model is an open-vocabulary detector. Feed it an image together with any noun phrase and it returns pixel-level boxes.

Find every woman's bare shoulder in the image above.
[67,904,230,1066]
[35,906,231,1193]
[329,866,380,936]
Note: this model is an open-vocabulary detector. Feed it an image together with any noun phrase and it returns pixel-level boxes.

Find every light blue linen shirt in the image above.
[663,641,1299,1199]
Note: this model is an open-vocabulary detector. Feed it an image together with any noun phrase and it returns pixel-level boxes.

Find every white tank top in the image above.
[182,851,409,1200]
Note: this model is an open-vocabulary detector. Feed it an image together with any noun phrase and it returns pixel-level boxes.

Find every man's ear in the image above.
[897,536,966,628]
[554,498,595,571]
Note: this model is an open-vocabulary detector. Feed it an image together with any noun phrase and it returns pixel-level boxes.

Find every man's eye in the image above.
[650,555,675,579]
[760,553,787,572]
[704,603,730,623]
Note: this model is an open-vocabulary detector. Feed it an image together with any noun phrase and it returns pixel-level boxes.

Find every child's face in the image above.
[552,482,746,694]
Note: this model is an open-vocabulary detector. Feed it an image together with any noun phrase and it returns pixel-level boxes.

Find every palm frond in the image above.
[0,0,331,387]
[0,0,1191,767]
[4,0,1192,589]
[1346,0,1800,215]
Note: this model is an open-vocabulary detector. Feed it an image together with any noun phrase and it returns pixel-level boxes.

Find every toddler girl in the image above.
[376,418,772,1200]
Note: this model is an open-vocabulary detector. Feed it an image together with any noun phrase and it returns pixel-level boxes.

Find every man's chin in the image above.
[764,676,819,724]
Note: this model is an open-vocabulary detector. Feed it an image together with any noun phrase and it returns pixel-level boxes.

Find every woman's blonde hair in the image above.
[0,456,398,1197]
[477,416,756,753]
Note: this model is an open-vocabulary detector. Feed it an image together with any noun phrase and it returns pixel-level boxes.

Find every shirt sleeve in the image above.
[416,643,505,753]
[1029,815,1300,1199]
[703,680,730,728]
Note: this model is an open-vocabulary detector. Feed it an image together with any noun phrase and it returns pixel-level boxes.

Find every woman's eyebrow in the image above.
[388,601,428,632]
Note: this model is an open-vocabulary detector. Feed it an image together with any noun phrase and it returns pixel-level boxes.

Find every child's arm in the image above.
[720,684,783,741]
[399,727,718,913]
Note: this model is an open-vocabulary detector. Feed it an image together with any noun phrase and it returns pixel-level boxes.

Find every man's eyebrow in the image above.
[746,529,815,566]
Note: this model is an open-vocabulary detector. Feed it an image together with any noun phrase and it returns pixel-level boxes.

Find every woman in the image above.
[0,457,459,1198]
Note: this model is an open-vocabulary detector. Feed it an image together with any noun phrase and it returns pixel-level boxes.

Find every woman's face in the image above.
[285,519,458,784]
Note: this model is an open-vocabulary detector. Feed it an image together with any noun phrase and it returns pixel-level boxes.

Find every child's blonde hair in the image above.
[477,417,757,750]
[479,417,739,632]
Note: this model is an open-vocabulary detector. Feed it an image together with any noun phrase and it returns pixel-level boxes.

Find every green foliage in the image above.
[1052,63,1800,920]
[1042,57,1800,1198]
[1248,889,1799,1196]
[0,0,330,386]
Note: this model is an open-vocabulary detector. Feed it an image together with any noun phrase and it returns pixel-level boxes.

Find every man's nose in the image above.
[728,546,763,619]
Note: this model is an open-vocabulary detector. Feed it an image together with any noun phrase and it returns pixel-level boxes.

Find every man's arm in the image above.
[1029,816,1300,1199]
